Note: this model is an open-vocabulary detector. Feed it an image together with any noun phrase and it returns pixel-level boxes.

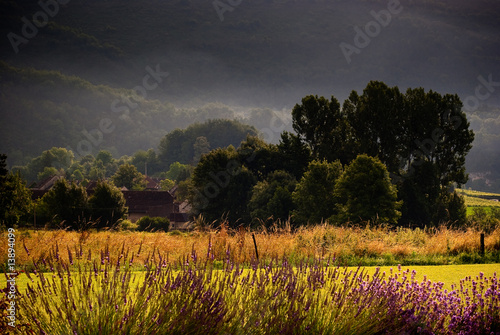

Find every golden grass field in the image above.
[2,224,499,270]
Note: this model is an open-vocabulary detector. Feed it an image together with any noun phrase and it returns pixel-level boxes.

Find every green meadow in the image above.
[3,263,499,294]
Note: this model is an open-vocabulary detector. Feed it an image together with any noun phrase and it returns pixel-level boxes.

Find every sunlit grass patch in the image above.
[458,188,500,216]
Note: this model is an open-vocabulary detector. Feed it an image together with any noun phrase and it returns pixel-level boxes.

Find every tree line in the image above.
[188,81,474,228]
[1,81,475,230]
[11,119,255,185]
[0,119,256,229]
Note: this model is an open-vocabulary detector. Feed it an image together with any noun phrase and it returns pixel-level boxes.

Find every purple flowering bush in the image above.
[10,248,500,334]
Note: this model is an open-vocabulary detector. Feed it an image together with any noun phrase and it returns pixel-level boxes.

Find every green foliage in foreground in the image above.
[5,252,500,334]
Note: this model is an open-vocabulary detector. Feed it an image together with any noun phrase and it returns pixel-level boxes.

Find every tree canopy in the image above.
[334,155,401,225]
[290,81,474,226]
[37,178,88,229]
[37,178,128,230]
[112,164,146,190]
[189,146,255,225]
[2,80,476,229]
[291,160,343,225]
[158,119,258,168]
[248,170,296,224]
[88,180,128,229]
[0,154,33,227]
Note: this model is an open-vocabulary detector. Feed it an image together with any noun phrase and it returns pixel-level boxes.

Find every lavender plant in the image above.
[11,246,500,334]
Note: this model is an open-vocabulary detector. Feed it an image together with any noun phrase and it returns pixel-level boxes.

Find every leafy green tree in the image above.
[189,146,256,226]
[0,154,7,177]
[292,160,343,225]
[432,189,467,226]
[158,129,186,167]
[176,180,191,202]
[334,155,401,225]
[248,170,296,224]
[95,150,114,166]
[343,82,405,172]
[14,147,75,183]
[276,131,312,179]
[291,82,474,226]
[37,166,62,181]
[67,155,94,180]
[89,160,106,180]
[70,169,84,181]
[291,95,348,163]
[469,207,500,234]
[219,167,256,225]
[131,149,160,175]
[37,178,88,229]
[159,179,175,191]
[399,161,440,226]
[237,135,280,180]
[88,180,127,229]
[175,166,192,183]
[158,119,257,167]
[193,136,211,163]
[161,162,192,182]
[398,89,473,226]
[112,164,146,190]
[400,89,474,188]
[0,154,33,227]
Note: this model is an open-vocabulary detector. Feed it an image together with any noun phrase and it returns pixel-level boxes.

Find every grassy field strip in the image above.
[364,263,499,289]
[457,189,500,216]
[458,189,500,197]
[464,196,500,208]
[2,270,148,297]
[3,263,499,294]
[458,188,500,212]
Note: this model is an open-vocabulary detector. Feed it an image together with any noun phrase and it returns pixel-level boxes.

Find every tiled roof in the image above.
[144,176,160,190]
[123,191,174,212]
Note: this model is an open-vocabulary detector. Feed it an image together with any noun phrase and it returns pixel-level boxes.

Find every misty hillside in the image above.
[0,61,286,164]
[1,0,500,190]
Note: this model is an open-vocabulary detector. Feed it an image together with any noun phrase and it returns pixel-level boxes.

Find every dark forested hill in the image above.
[1,0,500,189]
[0,61,178,163]
[0,61,285,166]
[2,0,499,105]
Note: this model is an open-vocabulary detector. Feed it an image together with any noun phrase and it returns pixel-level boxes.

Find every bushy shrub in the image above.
[469,207,500,234]
[136,216,170,232]
[120,219,137,231]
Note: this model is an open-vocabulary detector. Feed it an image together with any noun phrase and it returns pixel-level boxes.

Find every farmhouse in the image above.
[123,190,174,222]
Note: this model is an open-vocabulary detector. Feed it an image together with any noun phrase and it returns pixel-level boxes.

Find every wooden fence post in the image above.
[252,233,259,261]
[480,233,485,257]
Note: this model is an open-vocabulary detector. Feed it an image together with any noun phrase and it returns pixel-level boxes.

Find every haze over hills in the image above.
[1,0,500,190]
